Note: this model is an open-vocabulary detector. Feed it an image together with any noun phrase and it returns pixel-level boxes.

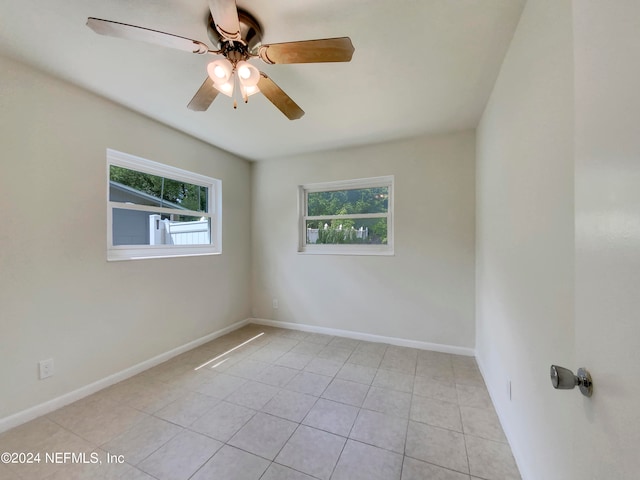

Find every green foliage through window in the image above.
[109,165,208,212]
[307,187,388,216]
[305,186,389,245]
[306,218,388,244]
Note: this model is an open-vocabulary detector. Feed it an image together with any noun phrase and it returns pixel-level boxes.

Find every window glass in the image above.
[109,165,208,212]
[112,209,211,246]
[160,178,208,213]
[107,149,221,261]
[299,176,393,255]
[307,187,388,216]
[305,218,387,245]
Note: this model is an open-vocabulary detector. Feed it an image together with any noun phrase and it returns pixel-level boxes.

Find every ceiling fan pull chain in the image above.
[86,2,353,120]
[233,73,239,109]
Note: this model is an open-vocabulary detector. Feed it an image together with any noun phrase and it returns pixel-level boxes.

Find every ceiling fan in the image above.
[86,0,355,120]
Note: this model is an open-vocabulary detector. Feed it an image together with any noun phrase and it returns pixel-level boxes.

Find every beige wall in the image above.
[252,132,476,349]
[0,55,252,420]
[475,1,574,479]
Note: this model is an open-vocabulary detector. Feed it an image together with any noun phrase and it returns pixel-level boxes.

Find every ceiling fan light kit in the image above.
[236,61,260,86]
[86,0,355,120]
[208,59,232,83]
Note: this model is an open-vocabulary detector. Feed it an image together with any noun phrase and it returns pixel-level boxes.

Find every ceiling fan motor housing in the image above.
[221,42,250,64]
[207,8,263,55]
[86,1,353,120]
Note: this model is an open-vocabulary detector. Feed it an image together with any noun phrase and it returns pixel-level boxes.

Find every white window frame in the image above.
[107,149,222,261]
[298,175,394,255]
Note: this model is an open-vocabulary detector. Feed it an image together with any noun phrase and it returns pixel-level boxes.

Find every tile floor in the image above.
[0,324,521,480]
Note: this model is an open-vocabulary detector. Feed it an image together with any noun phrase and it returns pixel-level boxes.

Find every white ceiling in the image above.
[0,0,525,161]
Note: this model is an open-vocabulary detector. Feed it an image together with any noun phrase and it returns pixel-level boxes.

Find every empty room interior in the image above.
[1,1,639,479]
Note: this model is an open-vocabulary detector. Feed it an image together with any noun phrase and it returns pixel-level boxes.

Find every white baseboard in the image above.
[249,318,476,357]
[2,317,475,435]
[0,318,249,434]
[475,355,527,480]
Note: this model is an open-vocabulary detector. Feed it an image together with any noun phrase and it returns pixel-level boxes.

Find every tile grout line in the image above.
[3,325,511,480]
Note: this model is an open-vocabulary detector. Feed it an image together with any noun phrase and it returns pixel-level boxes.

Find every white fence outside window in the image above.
[149,214,210,245]
[306,224,369,244]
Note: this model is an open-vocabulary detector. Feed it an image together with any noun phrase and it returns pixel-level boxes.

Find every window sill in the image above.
[107,246,220,261]
[298,246,394,256]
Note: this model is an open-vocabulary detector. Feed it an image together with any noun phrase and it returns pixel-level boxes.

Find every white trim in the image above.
[475,355,527,480]
[298,175,394,255]
[108,148,215,187]
[1,318,476,434]
[302,175,394,193]
[249,318,475,357]
[306,213,386,221]
[108,201,211,219]
[107,245,220,262]
[299,244,394,256]
[107,149,222,261]
[0,318,249,434]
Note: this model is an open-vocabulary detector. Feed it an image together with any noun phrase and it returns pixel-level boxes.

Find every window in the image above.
[107,149,221,261]
[298,175,394,255]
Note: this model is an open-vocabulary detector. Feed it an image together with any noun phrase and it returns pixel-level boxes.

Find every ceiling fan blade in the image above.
[187,77,220,111]
[257,73,305,120]
[87,18,209,54]
[208,0,242,42]
[258,37,354,64]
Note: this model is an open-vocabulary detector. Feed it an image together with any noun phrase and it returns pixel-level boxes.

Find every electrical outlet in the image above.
[272,298,279,309]
[39,358,54,379]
